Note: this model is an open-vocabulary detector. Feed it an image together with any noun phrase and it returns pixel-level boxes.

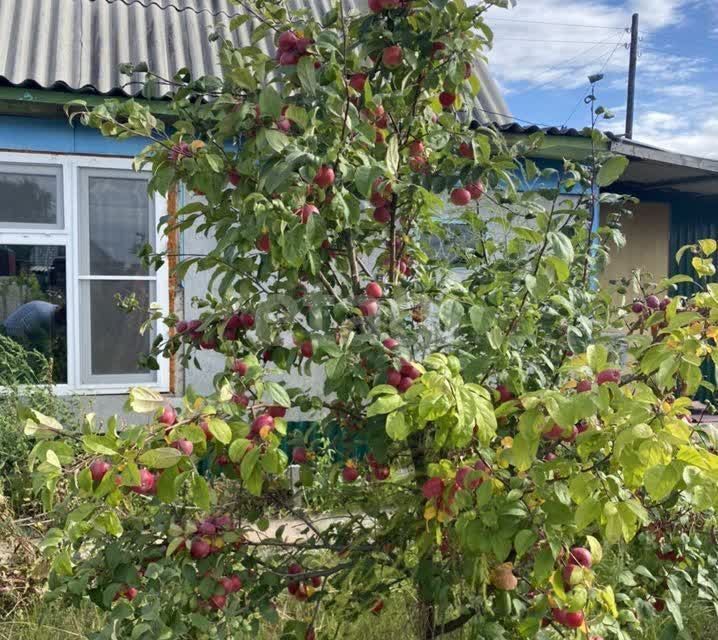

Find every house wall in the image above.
[599,201,671,287]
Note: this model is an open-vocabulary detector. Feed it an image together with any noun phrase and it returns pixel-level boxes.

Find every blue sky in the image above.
[482,0,718,157]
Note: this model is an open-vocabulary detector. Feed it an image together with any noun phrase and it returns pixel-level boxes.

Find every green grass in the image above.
[0,602,103,640]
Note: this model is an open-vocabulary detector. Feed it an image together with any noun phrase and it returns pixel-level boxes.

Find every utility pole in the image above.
[625,12,639,139]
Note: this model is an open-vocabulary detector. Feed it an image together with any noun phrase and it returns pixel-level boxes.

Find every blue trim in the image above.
[0,115,149,156]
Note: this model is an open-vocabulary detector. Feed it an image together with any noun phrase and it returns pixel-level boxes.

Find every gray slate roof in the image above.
[0,0,510,122]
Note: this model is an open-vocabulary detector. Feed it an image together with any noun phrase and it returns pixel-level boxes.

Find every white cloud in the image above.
[484,0,717,157]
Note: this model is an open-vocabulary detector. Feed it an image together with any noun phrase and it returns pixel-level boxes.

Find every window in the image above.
[0,154,168,393]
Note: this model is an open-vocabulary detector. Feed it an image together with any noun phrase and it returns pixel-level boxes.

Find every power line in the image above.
[510,34,627,95]
[562,40,627,128]
[498,37,630,44]
[488,17,627,31]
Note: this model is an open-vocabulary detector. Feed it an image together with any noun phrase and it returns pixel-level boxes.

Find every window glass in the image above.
[0,245,67,383]
[0,165,62,227]
[87,177,153,276]
[81,280,153,380]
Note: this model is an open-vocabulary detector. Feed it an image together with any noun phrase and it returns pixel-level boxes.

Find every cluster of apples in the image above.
[286,562,322,601]
[89,459,157,496]
[631,294,671,314]
[368,0,409,11]
[422,460,491,513]
[386,359,421,393]
[549,547,594,630]
[275,30,314,66]
[449,180,485,207]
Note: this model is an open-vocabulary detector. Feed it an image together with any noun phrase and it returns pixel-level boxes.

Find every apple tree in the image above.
[24,1,718,638]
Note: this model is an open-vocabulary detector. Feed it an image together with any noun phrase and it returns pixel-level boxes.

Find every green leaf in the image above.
[296,55,318,95]
[644,464,680,501]
[264,381,291,408]
[190,473,210,511]
[157,466,179,503]
[125,387,164,413]
[692,256,716,277]
[367,394,405,417]
[82,435,119,456]
[514,530,537,559]
[698,239,717,256]
[138,447,183,469]
[469,306,491,333]
[386,136,400,176]
[587,344,608,373]
[532,546,554,586]
[285,105,308,129]
[259,85,282,120]
[354,166,383,198]
[207,418,232,444]
[385,411,409,440]
[368,385,399,398]
[95,511,123,537]
[263,129,290,153]
[596,155,629,187]
[575,497,602,531]
[24,410,64,439]
[548,231,574,264]
[229,438,253,463]
[438,299,464,329]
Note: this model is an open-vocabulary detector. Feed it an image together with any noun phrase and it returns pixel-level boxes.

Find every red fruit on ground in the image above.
[313,165,335,189]
[158,405,177,426]
[596,368,621,385]
[360,300,379,317]
[371,598,385,615]
[342,465,359,483]
[387,368,402,387]
[373,206,391,223]
[292,446,308,464]
[382,45,403,68]
[232,360,248,376]
[172,439,194,456]
[450,188,472,206]
[422,476,445,499]
[300,340,314,358]
[382,337,399,350]
[349,73,367,92]
[366,282,383,299]
[439,91,456,108]
[568,546,592,568]
[190,537,212,559]
[124,587,138,601]
[576,379,593,393]
[256,233,271,252]
[90,459,111,482]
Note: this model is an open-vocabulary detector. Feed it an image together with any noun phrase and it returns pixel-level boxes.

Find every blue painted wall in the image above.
[0,115,149,156]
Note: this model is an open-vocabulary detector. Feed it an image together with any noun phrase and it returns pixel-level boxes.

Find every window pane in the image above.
[0,245,67,384]
[87,176,153,276]
[81,280,154,381]
[0,165,61,227]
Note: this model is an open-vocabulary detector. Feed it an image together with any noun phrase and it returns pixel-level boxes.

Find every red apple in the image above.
[373,206,391,223]
[251,414,275,436]
[366,282,383,299]
[568,547,592,568]
[279,51,299,66]
[209,594,226,610]
[292,446,308,464]
[496,384,514,404]
[409,140,425,157]
[232,393,249,407]
[238,312,255,330]
[596,369,621,385]
[382,45,403,69]
[360,300,379,317]
[450,188,471,206]
[467,181,485,200]
[197,519,217,536]
[175,320,188,334]
[371,598,385,615]
[158,405,177,426]
[278,30,299,52]
[543,424,564,440]
[422,476,445,499]
[256,233,271,253]
[130,468,157,496]
[387,368,402,387]
[228,169,241,186]
[646,294,660,309]
[459,142,473,158]
[576,379,592,393]
[90,459,111,482]
[439,91,456,108]
[383,337,399,350]
[368,0,382,11]
[397,376,413,392]
[349,73,367,92]
[199,420,213,441]
[124,586,138,601]
[631,301,645,313]
[267,405,287,418]
[172,439,194,456]
[299,340,314,358]
[400,360,421,379]
[342,465,359,483]
[297,203,319,223]
[232,360,248,376]
[313,165,335,189]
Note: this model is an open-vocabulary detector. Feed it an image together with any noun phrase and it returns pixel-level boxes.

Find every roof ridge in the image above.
[94,0,243,19]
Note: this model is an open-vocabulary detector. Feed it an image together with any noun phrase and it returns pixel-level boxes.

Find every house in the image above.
[0,0,510,418]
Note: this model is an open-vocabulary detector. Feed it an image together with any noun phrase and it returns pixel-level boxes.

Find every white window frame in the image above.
[0,151,169,395]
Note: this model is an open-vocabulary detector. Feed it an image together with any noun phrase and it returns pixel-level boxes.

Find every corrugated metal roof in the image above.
[0,0,510,122]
